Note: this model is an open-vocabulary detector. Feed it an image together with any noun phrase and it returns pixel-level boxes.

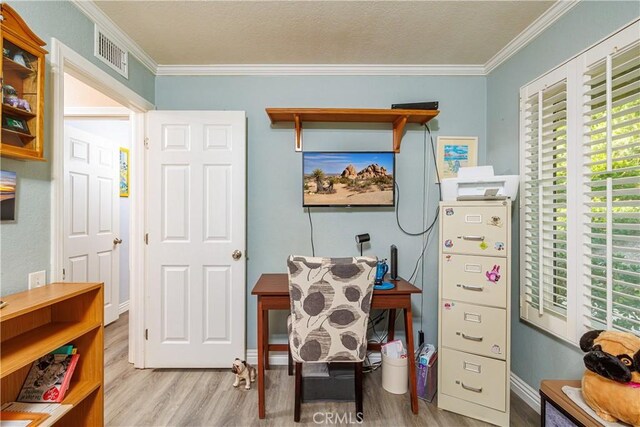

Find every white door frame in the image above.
[64,106,132,119]
[51,39,153,368]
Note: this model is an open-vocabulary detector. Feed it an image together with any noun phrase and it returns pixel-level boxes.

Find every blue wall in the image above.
[0,1,154,296]
[155,75,487,348]
[487,1,640,389]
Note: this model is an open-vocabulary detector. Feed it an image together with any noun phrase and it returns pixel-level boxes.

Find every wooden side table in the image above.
[539,380,600,427]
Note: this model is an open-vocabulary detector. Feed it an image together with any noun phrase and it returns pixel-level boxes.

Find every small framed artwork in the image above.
[1,170,17,221]
[436,136,478,182]
[2,115,30,135]
[119,147,129,197]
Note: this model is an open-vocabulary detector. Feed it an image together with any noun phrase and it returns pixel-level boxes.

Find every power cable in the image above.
[307,207,315,256]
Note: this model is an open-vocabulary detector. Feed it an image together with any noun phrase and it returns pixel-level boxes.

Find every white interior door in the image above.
[63,125,120,325]
[145,111,246,368]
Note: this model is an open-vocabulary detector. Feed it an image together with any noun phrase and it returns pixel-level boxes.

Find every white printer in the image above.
[440,166,519,201]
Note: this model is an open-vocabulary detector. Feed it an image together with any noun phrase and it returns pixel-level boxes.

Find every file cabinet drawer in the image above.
[441,300,507,360]
[441,254,507,308]
[441,204,508,257]
[441,347,507,411]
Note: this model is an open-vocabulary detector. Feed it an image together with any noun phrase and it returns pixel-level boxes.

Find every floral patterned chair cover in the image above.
[287,255,377,363]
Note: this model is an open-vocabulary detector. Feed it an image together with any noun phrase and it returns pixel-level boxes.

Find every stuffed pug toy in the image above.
[580,330,640,426]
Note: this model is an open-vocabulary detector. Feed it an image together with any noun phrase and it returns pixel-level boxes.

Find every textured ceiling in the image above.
[95,0,555,65]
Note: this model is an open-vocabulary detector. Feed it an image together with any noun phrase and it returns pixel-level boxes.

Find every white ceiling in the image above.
[94,1,555,66]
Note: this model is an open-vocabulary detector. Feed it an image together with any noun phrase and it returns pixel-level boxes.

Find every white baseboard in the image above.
[246,349,288,365]
[510,372,541,414]
[118,300,130,315]
[246,348,541,414]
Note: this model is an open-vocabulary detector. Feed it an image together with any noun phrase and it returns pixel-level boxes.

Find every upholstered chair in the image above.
[286,255,377,422]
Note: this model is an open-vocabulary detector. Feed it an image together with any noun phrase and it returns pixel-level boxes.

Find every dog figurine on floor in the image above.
[231,358,256,390]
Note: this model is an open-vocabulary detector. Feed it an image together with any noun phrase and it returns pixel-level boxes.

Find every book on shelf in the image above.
[16,347,79,403]
[51,345,73,355]
[1,402,72,426]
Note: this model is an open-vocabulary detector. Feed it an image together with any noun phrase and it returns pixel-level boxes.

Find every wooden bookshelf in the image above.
[0,283,104,426]
[265,107,439,152]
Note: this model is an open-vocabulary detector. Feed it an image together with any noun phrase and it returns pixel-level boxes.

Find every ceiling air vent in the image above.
[94,26,128,79]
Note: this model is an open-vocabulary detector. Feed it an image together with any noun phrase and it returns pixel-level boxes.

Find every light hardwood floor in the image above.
[105,313,539,426]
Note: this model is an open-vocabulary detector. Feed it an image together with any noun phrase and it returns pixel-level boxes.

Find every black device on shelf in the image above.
[390,245,398,279]
[391,101,439,110]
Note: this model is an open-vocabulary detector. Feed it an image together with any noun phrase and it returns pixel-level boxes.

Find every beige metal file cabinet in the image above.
[438,200,511,426]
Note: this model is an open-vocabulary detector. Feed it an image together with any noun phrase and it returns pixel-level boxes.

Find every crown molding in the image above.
[71,0,158,73]
[155,64,486,76]
[484,0,580,74]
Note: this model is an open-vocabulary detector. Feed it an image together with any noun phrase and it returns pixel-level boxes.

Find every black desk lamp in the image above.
[355,233,370,256]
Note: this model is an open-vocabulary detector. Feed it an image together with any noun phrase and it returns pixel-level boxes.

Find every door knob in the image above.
[232,250,242,260]
[113,238,123,245]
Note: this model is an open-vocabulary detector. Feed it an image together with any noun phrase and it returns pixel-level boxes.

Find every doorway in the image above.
[63,73,131,326]
[51,40,247,369]
[51,39,153,367]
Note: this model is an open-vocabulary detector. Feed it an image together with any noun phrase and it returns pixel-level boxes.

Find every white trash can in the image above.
[381,352,408,394]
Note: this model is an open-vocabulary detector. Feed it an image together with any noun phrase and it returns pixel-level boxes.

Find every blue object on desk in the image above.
[374,282,395,290]
[375,259,388,285]
[374,260,395,290]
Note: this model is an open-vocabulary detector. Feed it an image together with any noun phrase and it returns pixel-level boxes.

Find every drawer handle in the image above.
[461,382,483,393]
[461,284,484,292]
[459,235,485,241]
[461,333,484,342]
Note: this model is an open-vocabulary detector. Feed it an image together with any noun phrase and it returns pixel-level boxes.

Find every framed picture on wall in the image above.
[119,147,129,197]
[1,170,17,221]
[436,136,478,182]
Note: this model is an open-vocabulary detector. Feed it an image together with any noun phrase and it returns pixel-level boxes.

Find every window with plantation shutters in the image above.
[520,66,574,337]
[582,37,640,335]
[520,21,639,344]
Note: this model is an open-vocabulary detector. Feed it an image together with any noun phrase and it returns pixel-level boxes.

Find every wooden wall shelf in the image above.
[265,107,439,152]
[3,57,34,77]
[1,3,47,161]
[0,282,104,426]
[3,104,37,119]
[2,128,35,139]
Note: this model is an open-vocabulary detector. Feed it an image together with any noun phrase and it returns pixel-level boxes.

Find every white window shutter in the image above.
[520,21,640,344]
[581,35,640,335]
[520,65,573,337]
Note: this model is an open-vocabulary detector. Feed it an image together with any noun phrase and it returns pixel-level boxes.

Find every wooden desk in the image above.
[251,273,422,419]
[540,380,600,427]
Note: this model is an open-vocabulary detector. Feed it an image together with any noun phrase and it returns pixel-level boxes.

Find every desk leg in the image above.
[263,310,270,370]
[387,309,396,342]
[403,305,419,414]
[257,298,266,419]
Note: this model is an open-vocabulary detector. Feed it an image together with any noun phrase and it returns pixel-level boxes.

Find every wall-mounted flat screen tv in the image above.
[303,152,395,207]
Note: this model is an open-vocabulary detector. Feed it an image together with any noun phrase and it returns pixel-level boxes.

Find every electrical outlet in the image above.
[28,271,46,289]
